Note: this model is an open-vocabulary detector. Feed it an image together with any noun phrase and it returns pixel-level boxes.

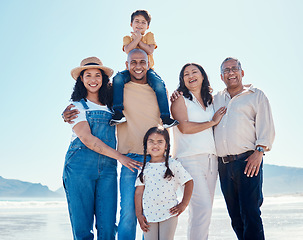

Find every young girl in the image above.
[63,57,141,240]
[134,126,193,240]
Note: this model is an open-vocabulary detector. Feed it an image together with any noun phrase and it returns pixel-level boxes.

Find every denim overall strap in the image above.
[80,98,89,109]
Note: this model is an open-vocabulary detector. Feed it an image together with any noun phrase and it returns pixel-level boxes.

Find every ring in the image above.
[61,113,64,119]
[253,166,256,169]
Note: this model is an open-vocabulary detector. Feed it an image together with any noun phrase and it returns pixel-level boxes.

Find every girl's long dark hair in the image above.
[139,126,174,183]
[177,63,213,106]
[71,69,113,108]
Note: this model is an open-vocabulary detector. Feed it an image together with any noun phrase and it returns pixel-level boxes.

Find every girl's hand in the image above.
[118,155,142,172]
[169,202,186,217]
[137,214,149,232]
[211,107,227,126]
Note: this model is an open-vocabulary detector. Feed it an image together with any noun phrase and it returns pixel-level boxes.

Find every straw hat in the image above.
[71,57,114,80]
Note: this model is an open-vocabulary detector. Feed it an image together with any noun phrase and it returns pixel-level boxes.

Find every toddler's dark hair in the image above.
[138,126,174,183]
[131,10,151,26]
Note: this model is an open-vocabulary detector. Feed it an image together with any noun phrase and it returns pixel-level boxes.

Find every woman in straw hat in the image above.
[63,57,142,240]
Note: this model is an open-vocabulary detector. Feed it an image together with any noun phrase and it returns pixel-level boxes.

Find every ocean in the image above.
[0,195,302,240]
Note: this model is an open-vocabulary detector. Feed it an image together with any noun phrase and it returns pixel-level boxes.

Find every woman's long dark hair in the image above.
[177,63,213,106]
[139,126,174,183]
[71,69,113,108]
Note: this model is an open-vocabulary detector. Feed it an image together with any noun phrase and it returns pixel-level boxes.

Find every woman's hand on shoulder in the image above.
[62,104,79,124]
[118,155,143,172]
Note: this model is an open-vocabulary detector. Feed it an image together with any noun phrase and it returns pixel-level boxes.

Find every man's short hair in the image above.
[220,57,242,73]
[127,49,148,62]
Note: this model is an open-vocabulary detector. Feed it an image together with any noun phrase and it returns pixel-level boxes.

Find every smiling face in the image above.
[126,49,149,84]
[183,64,204,92]
[146,133,167,160]
[220,59,244,91]
[81,68,102,96]
[131,15,149,35]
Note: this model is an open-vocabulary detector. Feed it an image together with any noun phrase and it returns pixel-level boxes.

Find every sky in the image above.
[0,0,302,191]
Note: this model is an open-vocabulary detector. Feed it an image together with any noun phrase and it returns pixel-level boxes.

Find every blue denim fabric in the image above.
[112,69,170,119]
[63,99,118,240]
[112,70,130,112]
[218,152,264,240]
[118,153,150,240]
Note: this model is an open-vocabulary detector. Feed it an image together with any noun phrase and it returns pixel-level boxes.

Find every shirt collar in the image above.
[223,84,255,99]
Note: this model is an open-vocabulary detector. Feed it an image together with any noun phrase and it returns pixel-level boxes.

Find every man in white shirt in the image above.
[213,57,275,240]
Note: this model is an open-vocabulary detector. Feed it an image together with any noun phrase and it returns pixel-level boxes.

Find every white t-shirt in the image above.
[135,158,192,222]
[173,95,217,158]
[69,100,112,142]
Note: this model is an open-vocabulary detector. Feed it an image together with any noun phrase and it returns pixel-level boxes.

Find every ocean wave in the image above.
[0,199,67,209]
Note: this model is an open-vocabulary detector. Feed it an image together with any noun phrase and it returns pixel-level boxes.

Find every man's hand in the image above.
[244,151,263,177]
[62,104,79,124]
[137,214,149,232]
[170,90,183,103]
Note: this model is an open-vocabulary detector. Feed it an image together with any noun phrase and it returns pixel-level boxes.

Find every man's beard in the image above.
[133,75,145,81]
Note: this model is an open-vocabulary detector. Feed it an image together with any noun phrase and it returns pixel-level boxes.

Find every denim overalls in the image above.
[63,99,117,240]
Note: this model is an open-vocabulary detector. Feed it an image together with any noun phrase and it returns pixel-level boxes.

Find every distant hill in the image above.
[0,176,64,198]
[1,164,302,198]
[263,164,303,195]
[214,164,303,196]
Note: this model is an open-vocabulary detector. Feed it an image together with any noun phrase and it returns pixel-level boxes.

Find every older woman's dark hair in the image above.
[71,69,112,108]
[178,63,213,106]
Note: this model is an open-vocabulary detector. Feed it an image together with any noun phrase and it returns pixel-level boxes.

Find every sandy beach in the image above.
[0,195,302,240]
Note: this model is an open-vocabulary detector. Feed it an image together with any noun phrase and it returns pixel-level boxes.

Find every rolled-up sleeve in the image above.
[214,85,275,156]
[255,92,275,151]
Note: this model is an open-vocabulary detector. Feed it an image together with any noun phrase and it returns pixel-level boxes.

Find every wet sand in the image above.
[0,195,302,240]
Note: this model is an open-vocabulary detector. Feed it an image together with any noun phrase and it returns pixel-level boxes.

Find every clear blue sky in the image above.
[1,0,302,190]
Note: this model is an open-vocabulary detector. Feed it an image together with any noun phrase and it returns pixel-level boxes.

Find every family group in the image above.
[62,9,275,240]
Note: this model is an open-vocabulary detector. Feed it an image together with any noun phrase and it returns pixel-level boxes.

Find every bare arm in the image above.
[138,41,155,55]
[73,121,142,172]
[169,179,193,216]
[135,186,150,232]
[124,31,142,54]
[171,97,226,134]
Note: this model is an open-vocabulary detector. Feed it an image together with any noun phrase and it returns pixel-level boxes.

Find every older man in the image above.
[213,57,275,240]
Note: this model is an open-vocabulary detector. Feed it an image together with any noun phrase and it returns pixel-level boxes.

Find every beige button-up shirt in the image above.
[213,84,275,157]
